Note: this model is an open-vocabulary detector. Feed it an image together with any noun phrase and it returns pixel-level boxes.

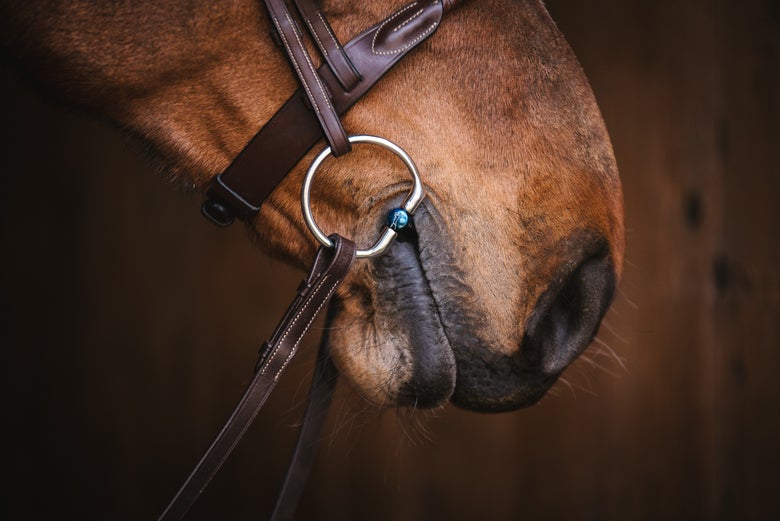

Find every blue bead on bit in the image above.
[386,208,410,231]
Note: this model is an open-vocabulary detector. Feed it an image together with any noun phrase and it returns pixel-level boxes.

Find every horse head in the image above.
[1,0,624,412]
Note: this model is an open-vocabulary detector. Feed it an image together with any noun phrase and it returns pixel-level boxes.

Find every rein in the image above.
[159,1,457,519]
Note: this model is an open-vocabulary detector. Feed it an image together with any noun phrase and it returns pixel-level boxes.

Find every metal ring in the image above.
[301,135,425,259]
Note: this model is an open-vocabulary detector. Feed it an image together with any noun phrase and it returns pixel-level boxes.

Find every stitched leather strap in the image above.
[263,0,350,156]
[164,3,463,519]
[203,0,449,225]
[157,236,356,521]
[292,0,361,91]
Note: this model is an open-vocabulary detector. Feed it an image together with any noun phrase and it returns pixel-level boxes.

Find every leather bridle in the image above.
[202,0,457,225]
[159,1,459,519]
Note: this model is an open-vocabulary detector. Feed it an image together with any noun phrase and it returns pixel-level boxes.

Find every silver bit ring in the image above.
[301,135,425,259]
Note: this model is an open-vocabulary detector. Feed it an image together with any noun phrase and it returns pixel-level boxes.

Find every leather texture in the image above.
[292,0,361,90]
[166,2,461,518]
[157,236,356,521]
[208,0,447,221]
[263,0,351,156]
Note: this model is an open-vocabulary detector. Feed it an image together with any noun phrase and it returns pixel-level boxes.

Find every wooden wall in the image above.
[1,1,777,519]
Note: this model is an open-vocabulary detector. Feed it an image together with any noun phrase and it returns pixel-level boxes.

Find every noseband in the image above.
[201,0,455,226]
[159,1,457,519]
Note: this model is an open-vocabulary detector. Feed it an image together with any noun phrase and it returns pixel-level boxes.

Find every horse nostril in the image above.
[522,253,616,375]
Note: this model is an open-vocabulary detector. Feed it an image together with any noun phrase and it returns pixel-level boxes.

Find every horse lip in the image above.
[372,199,571,412]
[370,201,457,408]
[408,202,562,412]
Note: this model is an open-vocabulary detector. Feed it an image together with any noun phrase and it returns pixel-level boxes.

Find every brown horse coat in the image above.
[0,0,624,411]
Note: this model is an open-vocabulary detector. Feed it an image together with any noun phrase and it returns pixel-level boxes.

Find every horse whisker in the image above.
[590,336,628,372]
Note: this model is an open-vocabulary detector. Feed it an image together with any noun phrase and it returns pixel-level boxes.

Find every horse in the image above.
[0,0,624,414]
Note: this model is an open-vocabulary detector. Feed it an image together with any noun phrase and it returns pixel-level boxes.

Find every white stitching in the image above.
[371,2,438,56]
[274,276,343,380]
[372,22,438,55]
[306,18,329,56]
[393,8,424,32]
[372,2,417,53]
[259,273,330,376]
[273,16,321,119]
[272,13,336,120]
[285,12,336,114]
[318,11,340,47]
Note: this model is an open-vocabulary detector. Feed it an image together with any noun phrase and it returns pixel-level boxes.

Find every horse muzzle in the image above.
[330,200,618,413]
[449,239,617,412]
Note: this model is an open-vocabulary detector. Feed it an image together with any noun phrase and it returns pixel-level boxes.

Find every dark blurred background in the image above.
[1,0,778,520]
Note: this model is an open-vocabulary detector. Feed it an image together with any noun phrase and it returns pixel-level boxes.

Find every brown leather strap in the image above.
[157,235,356,521]
[270,342,339,521]
[203,0,448,225]
[292,0,361,91]
[165,2,463,519]
[262,0,350,156]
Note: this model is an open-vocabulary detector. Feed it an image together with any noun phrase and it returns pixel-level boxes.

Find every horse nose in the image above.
[521,247,617,375]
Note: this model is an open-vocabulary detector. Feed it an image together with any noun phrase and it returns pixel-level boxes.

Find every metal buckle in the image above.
[301,135,425,259]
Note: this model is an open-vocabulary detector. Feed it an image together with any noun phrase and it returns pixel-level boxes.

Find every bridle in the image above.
[201,0,457,226]
[159,1,459,519]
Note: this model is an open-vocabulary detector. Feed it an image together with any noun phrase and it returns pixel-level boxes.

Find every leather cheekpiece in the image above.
[209,0,446,221]
[292,0,361,91]
[263,0,351,156]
